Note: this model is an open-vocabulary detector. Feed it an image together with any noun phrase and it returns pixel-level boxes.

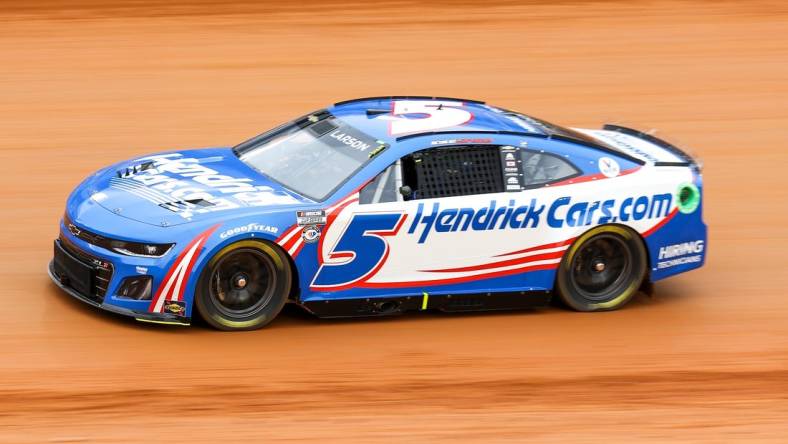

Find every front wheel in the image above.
[195,240,291,331]
[556,225,647,312]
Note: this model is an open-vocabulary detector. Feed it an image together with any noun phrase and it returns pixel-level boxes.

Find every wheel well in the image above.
[596,223,650,264]
[191,238,296,331]
[564,223,652,282]
[244,238,302,303]
[616,224,652,282]
[279,245,301,302]
[553,223,652,310]
[204,238,301,303]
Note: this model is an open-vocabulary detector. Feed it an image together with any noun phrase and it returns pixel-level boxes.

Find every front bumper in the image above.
[48,259,189,326]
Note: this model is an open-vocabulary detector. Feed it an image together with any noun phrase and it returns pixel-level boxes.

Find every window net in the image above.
[413,146,504,199]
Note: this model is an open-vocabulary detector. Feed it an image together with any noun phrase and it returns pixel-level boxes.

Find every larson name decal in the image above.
[329,130,371,151]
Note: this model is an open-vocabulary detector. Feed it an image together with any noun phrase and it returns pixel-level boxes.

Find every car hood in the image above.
[74,148,310,227]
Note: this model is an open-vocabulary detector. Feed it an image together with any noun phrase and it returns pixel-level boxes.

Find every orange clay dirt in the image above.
[1,1,787,442]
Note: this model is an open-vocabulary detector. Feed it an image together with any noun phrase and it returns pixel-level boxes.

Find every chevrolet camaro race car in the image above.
[49,97,707,330]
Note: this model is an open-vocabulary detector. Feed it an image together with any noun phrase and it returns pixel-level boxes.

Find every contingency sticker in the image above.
[499,146,524,191]
[598,156,621,178]
[297,210,327,226]
[301,225,321,244]
[163,300,186,316]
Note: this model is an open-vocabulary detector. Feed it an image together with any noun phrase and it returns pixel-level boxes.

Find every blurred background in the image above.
[1,1,787,442]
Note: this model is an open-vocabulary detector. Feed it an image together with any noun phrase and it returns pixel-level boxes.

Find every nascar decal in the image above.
[111,153,299,219]
[149,225,219,313]
[275,193,360,258]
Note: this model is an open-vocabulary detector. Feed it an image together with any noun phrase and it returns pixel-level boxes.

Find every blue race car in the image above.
[50,97,706,330]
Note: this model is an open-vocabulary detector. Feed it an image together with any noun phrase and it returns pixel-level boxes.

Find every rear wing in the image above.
[602,124,700,170]
[574,125,701,171]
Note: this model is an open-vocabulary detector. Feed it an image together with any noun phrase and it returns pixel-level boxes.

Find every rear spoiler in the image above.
[603,124,699,170]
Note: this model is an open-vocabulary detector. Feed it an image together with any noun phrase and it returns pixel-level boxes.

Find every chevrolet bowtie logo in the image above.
[68,223,81,237]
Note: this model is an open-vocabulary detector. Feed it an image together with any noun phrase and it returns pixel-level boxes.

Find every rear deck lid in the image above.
[574,124,698,167]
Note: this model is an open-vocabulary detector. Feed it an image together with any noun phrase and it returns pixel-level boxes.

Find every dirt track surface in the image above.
[1,1,788,442]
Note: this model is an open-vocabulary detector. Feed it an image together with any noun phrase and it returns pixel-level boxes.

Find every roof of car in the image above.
[328,96,547,143]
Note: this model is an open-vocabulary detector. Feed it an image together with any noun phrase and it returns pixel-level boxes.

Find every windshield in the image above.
[234,112,384,201]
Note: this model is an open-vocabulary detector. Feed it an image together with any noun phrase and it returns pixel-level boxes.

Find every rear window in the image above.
[520,150,580,186]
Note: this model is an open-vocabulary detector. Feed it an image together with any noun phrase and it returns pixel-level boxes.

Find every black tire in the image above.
[195,240,291,331]
[556,225,647,312]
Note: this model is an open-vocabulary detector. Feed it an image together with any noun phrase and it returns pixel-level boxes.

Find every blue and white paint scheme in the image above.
[49,97,706,325]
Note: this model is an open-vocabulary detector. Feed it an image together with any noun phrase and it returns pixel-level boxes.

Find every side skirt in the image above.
[300,290,553,319]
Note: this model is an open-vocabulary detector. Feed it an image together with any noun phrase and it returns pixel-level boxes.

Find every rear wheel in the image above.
[195,240,291,331]
[556,225,647,311]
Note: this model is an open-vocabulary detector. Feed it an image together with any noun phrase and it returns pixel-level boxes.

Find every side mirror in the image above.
[399,185,413,198]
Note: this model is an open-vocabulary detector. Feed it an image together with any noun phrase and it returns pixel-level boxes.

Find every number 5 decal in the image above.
[389,100,473,136]
[311,213,407,291]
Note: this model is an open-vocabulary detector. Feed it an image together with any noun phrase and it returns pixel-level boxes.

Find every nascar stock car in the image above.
[49,96,706,330]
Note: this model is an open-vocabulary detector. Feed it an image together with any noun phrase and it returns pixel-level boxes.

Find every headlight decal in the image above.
[110,241,173,257]
[63,213,174,258]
